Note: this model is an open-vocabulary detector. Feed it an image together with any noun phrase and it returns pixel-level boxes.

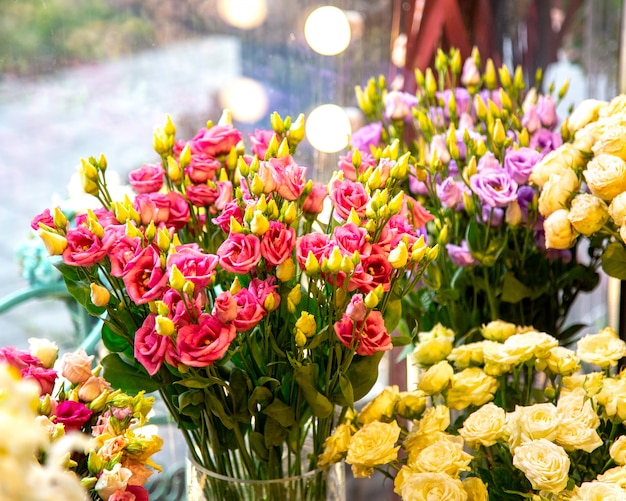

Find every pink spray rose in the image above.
[164,191,191,229]
[249,129,277,159]
[212,291,238,323]
[21,365,57,395]
[128,163,164,194]
[62,225,109,267]
[61,349,95,384]
[102,224,141,277]
[334,310,392,356]
[296,233,331,270]
[185,182,220,207]
[134,314,177,375]
[122,245,169,305]
[176,314,236,367]
[302,181,328,215]
[248,277,281,310]
[260,221,296,266]
[332,223,371,258]
[337,149,377,181]
[329,179,370,220]
[212,199,243,233]
[358,253,393,293]
[232,288,266,332]
[185,154,221,184]
[31,208,57,231]
[188,125,243,158]
[269,155,307,201]
[217,232,262,274]
[167,244,219,289]
[134,193,171,226]
[54,400,93,432]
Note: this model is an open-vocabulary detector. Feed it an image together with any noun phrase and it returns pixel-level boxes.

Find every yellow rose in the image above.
[610,436,626,465]
[530,144,585,188]
[542,346,581,376]
[567,98,607,133]
[346,420,401,478]
[507,403,560,450]
[448,342,486,369]
[572,122,604,154]
[418,361,454,395]
[462,477,489,501]
[396,390,427,420]
[446,368,498,411]
[28,337,59,369]
[592,124,626,160]
[598,94,626,118]
[357,385,400,424]
[567,193,610,235]
[538,168,580,217]
[544,209,577,249]
[412,337,453,367]
[498,331,558,367]
[562,372,605,397]
[459,402,507,448]
[404,405,451,451]
[418,323,456,343]
[571,480,626,501]
[394,470,468,501]
[584,153,626,201]
[512,439,570,493]
[481,320,517,342]
[317,423,354,468]
[609,191,626,226]
[408,437,473,477]
[555,417,602,453]
[597,465,626,488]
[556,388,600,429]
[576,327,626,369]
[597,378,626,421]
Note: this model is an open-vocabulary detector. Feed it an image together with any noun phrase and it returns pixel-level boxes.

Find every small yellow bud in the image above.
[156,228,171,251]
[264,134,280,160]
[411,235,428,261]
[492,119,506,147]
[155,301,170,317]
[305,251,320,274]
[388,191,404,215]
[326,247,343,274]
[484,58,497,90]
[391,152,410,179]
[295,311,317,337]
[155,315,175,336]
[450,49,462,75]
[270,111,285,134]
[113,202,129,224]
[80,158,99,180]
[558,79,570,100]
[179,143,192,169]
[267,199,280,220]
[364,291,379,309]
[182,280,195,296]
[164,114,176,135]
[89,283,110,307]
[125,221,143,239]
[518,128,530,147]
[388,241,409,268]
[229,216,244,233]
[364,219,376,234]
[352,148,362,168]
[283,202,297,225]
[499,88,513,112]
[169,264,186,291]
[367,167,382,190]
[427,244,440,260]
[250,210,270,236]
[264,293,277,312]
[37,229,68,256]
[287,285,302,313]
[237,156,250,177]
[276,257,295,282]
[166,156,182,184]
[230,277,242,294]
[424,68,437,97]
[53,208,68,231]
[277,138,290,157]
[144,221,157,241]
[256,194,268,213]
[499,65,512,88]
[355,85,373,115]
[347,208,361,226]
[295,330,307,348]
[97,153,107,171]
[218,109,233,126]
[340,256,354,274]
[251,174,265,195]
[289,113,306,144]
[474,94,488,122]
[513,65,525,91]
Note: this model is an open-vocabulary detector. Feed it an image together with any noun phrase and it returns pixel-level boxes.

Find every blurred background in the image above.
[0,1,624,498]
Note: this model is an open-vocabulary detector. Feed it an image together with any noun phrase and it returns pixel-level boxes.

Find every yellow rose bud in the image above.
[169,264,186,291]
[276,258,295,282]
[156,227,171,251]
[289,113,305,144]
[295,330,307,348]
[388,241,409,268]
[305,251,321,274]
[229,216,244,233]
[364,291,379,309]
[89,283,110,307]
[237,156,250,177]
[125,221,143,239]
[287,285,301,313]
[179,143,192,169]
[251,173,265,195]
[295,311,317,338]
[264,293,277,312]
[230,277,242,294]
[270,111,285,134]
[283,202,297,225]
[424,68,437,97]
[326,247,343,274]
[37,229,68,256]
[340,256,354,274]
[166,156,182,184]
[250,210,270,235]
[484,58,497,89]
[155,316,175,337]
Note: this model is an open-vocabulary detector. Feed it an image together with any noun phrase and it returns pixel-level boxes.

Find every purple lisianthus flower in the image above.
[522,105,541,133]
[409,175,428,196]
[437,177,463,208]
[384,90,418,121]
[428,106,446,129]
[536,95,558,128]
[504,147,542,184]
[350,122,382,151]
[530,129,562,155]
[479,205,504,227]
[436,88,472,118]
[470,169,518,208]
[516,185,537,224]
[477,152,502,172]
[446,241,479,267]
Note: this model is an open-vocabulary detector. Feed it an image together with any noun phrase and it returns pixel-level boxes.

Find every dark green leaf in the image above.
[248,386,273,416]
[178,389,205,411]
[331,374,354,407]
[250,432,269,461]
[101,323,131,353]
[204,391,236,429]
[294,365,333,418]
[230,368,252,422]
[347,352,384,402]
[391,335,413,347]
[174,376,224,389]
[500,272,533,303]
[61,274,106,317]
[101,353,161,394]
[262,399,295,427]
[383,298,402,333]
[602,242,626,279]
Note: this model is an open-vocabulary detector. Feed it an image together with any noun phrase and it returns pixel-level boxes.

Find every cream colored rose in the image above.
[408,437,473,477]
[412,337,453,366]
[346,420,401,478]
[562,371,605,397]
[512,439,570,493]
[538,168,580,217]
[396,390,427,420]
[577,327,626,369]
[446,367,498,410]
[459,402,507,448]
[584,153,626,200]
[592,124,626,161]
[482,341,516,376]
[530,144,585,187]
[317,423,354,468]
[462,476,488,501]
[78,375,111,403]
[543,346,581,375]
[61,349,94,384]
[95,463,133,499]
[418,323,456,343]
[448,342,486,369]
[597,378,626,422]
[568,193,610,235]
[599,94,626,118]
[567,99,607,133]
[394,470,468,501]
[506,331,559,361]
[557,387,600,429]
[597,465,626,489]
[506,403,560,450]
[544,209,577,249]
[609,191,626,226]
[404,405,451,451]
[570,480,626,501]
[573,122,604,154]
[481,320,517,342]
[418,361,454,395]
[610,436,626,465]
[555,417,602,453]
[357,385,399,424]
[28,338,59,368]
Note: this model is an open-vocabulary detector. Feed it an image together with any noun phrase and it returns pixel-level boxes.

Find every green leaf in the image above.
[383,298,402,333]
[101,323,131,353]
[61,273,106,317]
[230,368,252,422]
[262,399,295,427]
[331,374,354,407]
[346,352,384,402]
[101,353,161,394]
[250,431,269,461]
[178,389,205,411]
[264,417,287,448]
[391,335,413,347]
[294,365,333,418]
[174,376,224,389]
[204,391,236,429]
[500,272,533,303]
[602,242,626,279]
[248,386,273,416]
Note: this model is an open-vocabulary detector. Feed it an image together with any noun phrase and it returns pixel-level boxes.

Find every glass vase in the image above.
[186,454,345,501]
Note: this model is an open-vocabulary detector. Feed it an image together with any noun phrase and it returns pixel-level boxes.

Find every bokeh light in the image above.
[304,6,351,56]
[305,104,351,153]
[217,0,268,30]
[219,78,269,124]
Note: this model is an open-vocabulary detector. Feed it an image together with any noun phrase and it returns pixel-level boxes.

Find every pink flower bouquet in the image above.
[0,340,161,501]
[32,110,438,497]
